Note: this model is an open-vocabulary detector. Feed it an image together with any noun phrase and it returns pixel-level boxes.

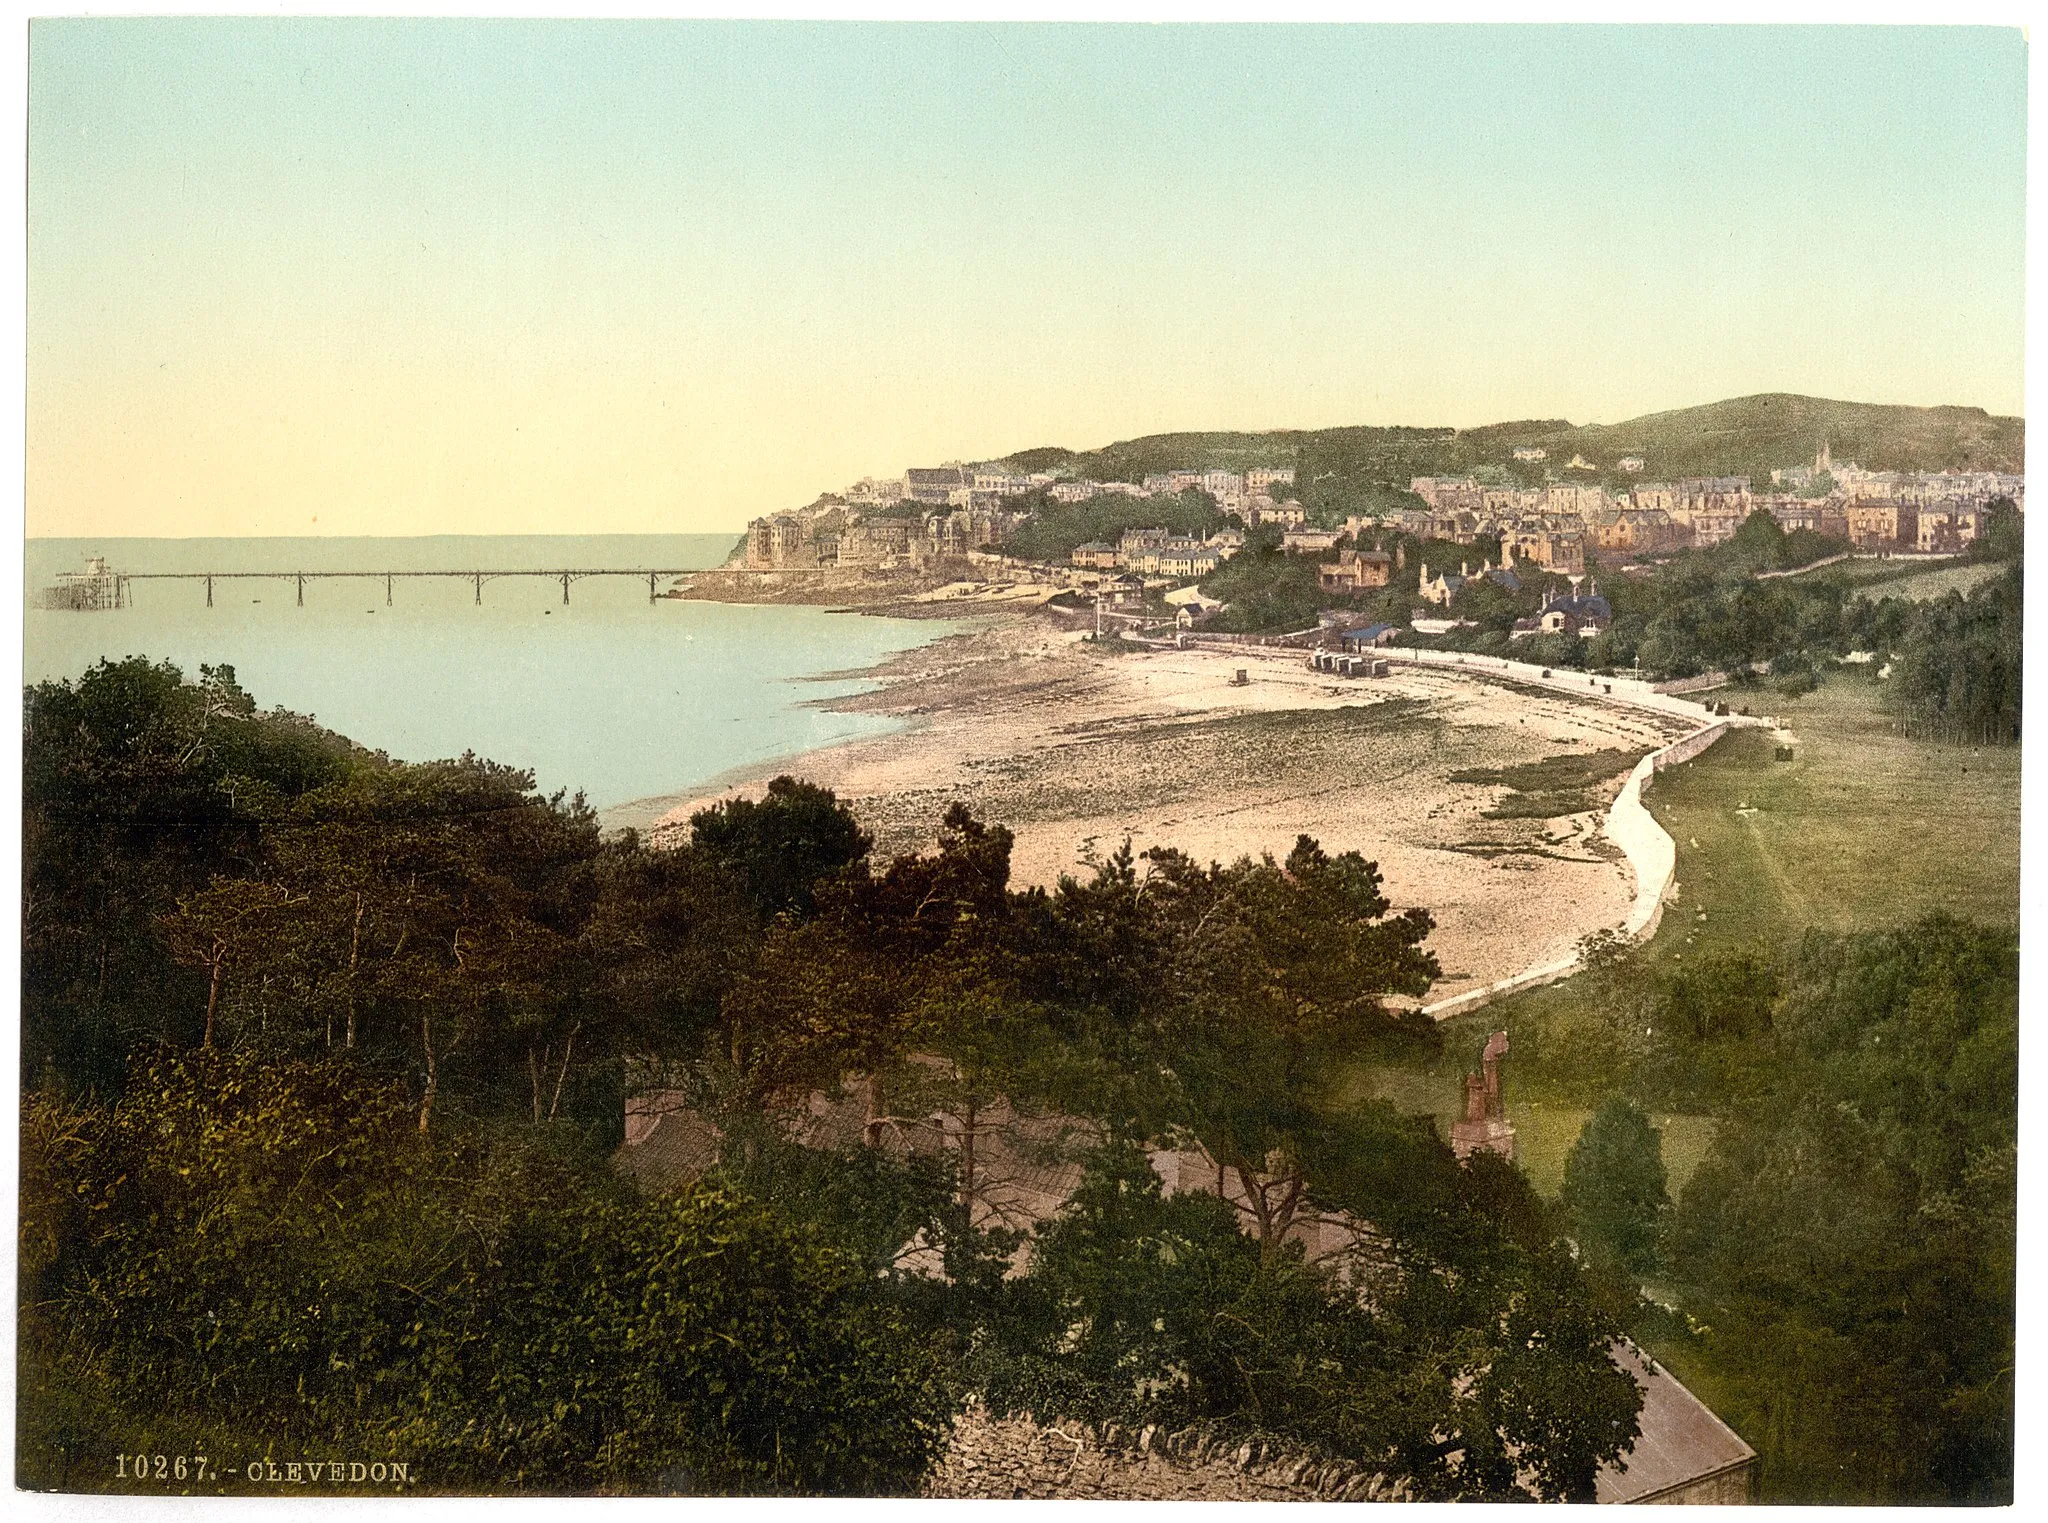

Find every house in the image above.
[1339,622,1398,649]
[1512,445,1547,462]
[1618,456,1646,473]
[1845,502,1918,550]
[745,514,815,569]
[1100,572,1148,607]
[1761,497,1823,534]
[1597,1344,1758,1504]
[1246,466,1295,495]
[1320,548,1395,593]
[834,516,913,568]
[1591,509,1684,557]
[1535,583,1613,637]
[845,476,907,507]
[1630,482,1678,515]
[1545,482,1608,520]
[906,465,970,504]
[1282,526,1344,554]
[1916,507,1980,552]
[1674,477,1752,525]
[1507,527,1588,574]
[1410,476,1483,513]
[971,466,1033,496]
[1416,562,1467,607]
[1244,496,1309,529]
[1156,546,1223,579]
[1205,528,1247,556]
[1688,509,1748,548]
[1070,541,1121,569]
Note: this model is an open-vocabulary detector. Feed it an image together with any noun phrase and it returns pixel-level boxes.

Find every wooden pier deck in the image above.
[114,568,696,606]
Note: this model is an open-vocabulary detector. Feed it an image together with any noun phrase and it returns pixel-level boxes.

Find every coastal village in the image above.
[745,448,2022,568]
[730,443,2023,639]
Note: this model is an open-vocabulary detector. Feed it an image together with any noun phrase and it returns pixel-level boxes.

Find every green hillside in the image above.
[998,394,2023,491]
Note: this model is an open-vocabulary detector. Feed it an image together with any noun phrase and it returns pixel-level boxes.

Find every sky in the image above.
[26,20,2028,538]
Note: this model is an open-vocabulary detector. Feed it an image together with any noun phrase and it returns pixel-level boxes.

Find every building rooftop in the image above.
[1596,1343,1757,1504]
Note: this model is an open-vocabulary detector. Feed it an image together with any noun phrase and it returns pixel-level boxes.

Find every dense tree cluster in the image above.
[1511,915,2017,1503]
[1002,488,1225,564]
[1665,918,2017,1503]
[21,657,1645,1498]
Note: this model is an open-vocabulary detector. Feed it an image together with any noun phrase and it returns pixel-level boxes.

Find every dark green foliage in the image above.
[22,1048,950,1496]
[1561,1099,1670,1276]
[688,775,872,923]
[1194,537,1332,633]
[1667,918,2017,1502]
[1001,433,1300,485]
[975,1134,1642,1502]
[1885,561,2021,744]
[1003,489,1224,564]
[43,657,1997,1502]
[23,658,367,1090]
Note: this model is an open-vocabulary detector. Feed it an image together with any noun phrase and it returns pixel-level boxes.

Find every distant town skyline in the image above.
[29,20,2027,539]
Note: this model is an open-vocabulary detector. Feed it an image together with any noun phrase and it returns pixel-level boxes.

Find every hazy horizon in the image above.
[30,21,2026,539]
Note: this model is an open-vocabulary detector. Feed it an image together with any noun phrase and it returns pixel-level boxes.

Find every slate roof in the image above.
[1595,1342,1757,1503]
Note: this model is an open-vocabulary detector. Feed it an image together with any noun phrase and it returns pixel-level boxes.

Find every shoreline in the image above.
[640,611,1697,1007]
[597,619,1003,837]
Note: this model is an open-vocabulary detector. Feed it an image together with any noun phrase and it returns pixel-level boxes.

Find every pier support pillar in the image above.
[475,574,482,606]
[561,572,571,606]
[296,573,304,607]
[648,572,657,603]
[205,575,213,608]
[386,574,393,606]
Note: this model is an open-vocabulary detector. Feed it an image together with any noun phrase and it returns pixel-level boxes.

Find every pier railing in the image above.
[104,568,697,607]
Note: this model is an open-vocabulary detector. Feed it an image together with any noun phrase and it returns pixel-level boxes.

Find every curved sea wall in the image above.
[1419,711,1754,1021]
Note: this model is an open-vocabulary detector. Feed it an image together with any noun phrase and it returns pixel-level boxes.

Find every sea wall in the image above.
[1419,715,1749,1020]
[1380,646,1744,727]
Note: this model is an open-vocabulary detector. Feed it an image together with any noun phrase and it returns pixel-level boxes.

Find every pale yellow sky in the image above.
[28,22,2027,538]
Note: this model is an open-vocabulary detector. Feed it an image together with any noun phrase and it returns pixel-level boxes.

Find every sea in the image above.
[24,536,961,834]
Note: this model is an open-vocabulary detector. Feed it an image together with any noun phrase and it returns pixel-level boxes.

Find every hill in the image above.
[997,394,2023,491]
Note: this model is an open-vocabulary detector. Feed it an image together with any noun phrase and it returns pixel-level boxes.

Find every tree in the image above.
[976,1133,1643,1501]
[689,776,872,924]
[1667,917,2017,1502]
[24,1047,954,1496]
[1561,1098,1670,1276]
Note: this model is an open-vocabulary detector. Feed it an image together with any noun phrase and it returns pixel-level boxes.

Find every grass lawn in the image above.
[1638,670,2020,963]
[1873,559,2006,603]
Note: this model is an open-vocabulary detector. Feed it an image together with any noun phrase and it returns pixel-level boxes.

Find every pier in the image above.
[49,565,698,608]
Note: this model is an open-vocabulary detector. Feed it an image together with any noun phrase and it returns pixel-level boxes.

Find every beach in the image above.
[649,613,1694,1006]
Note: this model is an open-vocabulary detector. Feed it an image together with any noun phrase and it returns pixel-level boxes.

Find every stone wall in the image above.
[923,1403,1407,1502]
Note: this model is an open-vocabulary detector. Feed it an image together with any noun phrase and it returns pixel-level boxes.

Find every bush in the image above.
[23,1048,953,1495]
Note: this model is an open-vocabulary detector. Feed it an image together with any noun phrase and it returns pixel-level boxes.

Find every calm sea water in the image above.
[25,536,959,832]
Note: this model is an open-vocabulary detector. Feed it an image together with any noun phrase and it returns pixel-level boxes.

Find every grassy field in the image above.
[1871,559,2006,602]
[1638,670,2020,960]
